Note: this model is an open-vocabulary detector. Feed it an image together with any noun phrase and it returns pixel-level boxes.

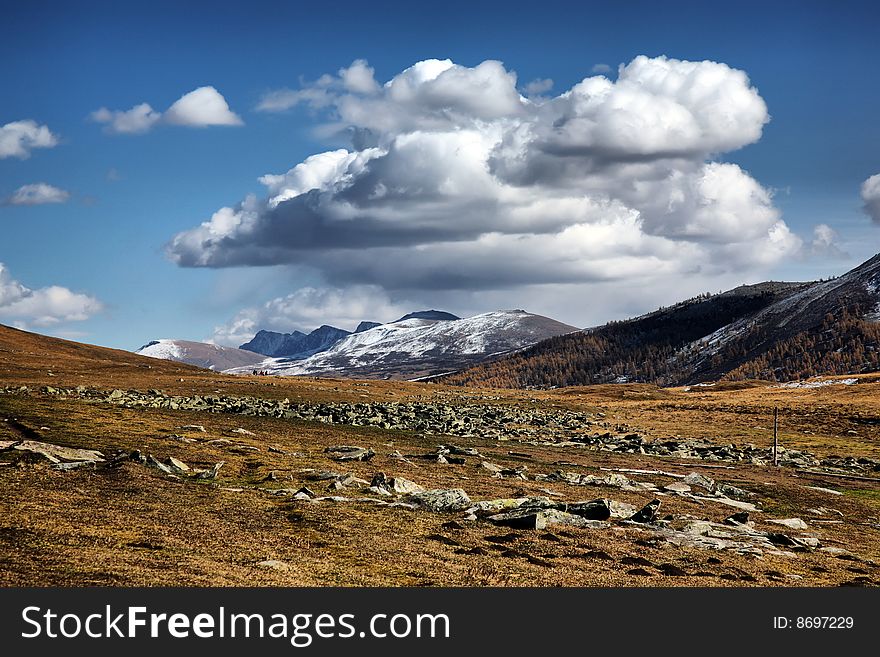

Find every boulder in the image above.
[566,498,612,520]
[768,518,809,530]
[324,445,376,462]
[629,499,661,523]
[405,489,472,513]
[683,472,715,492]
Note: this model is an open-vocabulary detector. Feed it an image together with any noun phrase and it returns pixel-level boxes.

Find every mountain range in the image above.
[133,252,880,385]
[135,309,576,379]
[443,252,880,388]
[225,309,577,379]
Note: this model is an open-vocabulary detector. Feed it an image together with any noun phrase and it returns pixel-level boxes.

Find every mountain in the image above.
[443,253,880,388]
[394,310,460,322]
[239,329,305,357]
[136,339,265,371]
[240,325,351,358]
[225,310,578,379]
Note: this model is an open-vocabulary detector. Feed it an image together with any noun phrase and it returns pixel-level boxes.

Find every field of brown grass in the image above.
[1,324,878,586]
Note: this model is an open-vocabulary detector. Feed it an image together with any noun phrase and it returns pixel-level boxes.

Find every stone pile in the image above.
[4,385,879,474]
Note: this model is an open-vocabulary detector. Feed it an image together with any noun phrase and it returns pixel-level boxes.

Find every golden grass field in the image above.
[1,324,878,586]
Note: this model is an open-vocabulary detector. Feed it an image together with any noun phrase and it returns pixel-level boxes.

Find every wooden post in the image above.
[773,406,779,466]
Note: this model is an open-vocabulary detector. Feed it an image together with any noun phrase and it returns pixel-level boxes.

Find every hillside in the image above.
[136,339,265,371]
[444,254,880,388]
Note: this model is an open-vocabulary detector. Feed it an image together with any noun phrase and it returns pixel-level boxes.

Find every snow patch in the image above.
[136,339,182,360]
[776,377,858,389]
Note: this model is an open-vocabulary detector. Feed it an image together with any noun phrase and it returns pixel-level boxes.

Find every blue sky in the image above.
[1,0,878,349]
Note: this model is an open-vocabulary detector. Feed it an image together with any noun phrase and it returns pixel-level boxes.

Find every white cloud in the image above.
[169,56,799,322]
[164,86,243,127]
[90,87,242,134]
[809,223,848,258]
[6,183,70,205]
[523,78,553,96]
[862,173,880,224]
[0,120,59,159]
[591,63,612,74]
[0,263,103,328]
[339,59,380,95]
[90,103,161,134]
[209,285,407,346]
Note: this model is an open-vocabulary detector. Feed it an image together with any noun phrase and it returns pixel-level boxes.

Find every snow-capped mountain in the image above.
[136,339,265,371]
[226,310,578,379]
[445,252,880,388]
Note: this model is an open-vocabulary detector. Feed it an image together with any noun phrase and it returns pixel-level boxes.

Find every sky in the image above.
[1,0,879,350]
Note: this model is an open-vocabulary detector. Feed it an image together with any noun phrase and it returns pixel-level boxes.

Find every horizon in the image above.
[2,0,879,351]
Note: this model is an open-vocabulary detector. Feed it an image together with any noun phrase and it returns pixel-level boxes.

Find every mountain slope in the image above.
[226,310,577,379]
[136,339,265,371]
[443,253,880,388]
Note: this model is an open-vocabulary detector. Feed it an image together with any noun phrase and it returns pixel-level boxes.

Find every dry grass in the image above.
[1,324,879,587]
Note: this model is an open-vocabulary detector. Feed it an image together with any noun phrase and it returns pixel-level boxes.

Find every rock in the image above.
[629,499,661,523]
[683,472,715,492]
[324,445,376,462]
[769,518,809,530]
[717,484,752,499]
[51,460,97,471]
[486,507,603,530]
[724,512,751,526]
[480,461,504,474]
[167,457,190,472]
[608,500,637,519]
[179,425,206,432]
[663,482,692,493]
[256,560,290,571]
[370,472,424,495]
[405,489,472,513]
[231,428,255,436]
[472,497,555,516]
[195,462,224,480]
[146,454,174,474]
[9,440,104,463]
[689,495,758,512]
[566,498,612,520]
[387,476,424,494]
[293,487,316,499]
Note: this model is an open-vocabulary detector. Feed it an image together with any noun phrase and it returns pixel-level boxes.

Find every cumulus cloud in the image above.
[808,223,848,258]
[862,174,880,224]
[91,87,242,134]
[209,284,407,346]
[0,120,59,159]
[591,63,612,74]
[164,86,244,126]
[6,183,70,206]
[0,263,103,328]
[90,103,161,134]
[523,78,553,96]
[168,55,799,312]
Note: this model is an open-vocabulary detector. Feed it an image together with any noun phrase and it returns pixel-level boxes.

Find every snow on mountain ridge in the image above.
[225,309,577,379]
